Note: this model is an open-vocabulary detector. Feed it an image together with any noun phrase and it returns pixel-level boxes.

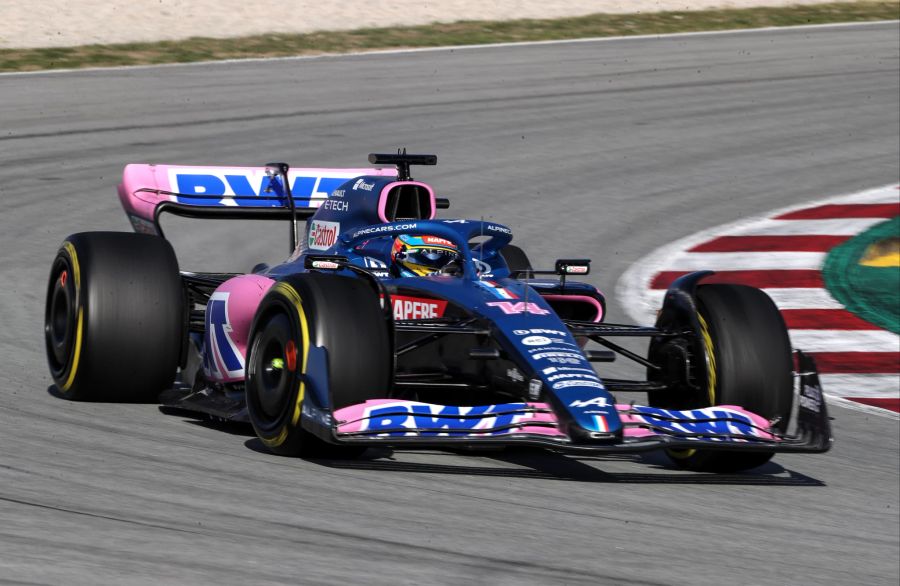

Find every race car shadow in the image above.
[488,449,825,486]
[297,446,825,486]
[157,406,258,436]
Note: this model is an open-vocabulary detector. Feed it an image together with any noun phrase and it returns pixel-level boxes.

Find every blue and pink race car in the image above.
[44,152,832,472]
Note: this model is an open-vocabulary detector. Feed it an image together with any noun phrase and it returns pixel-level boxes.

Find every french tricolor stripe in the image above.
[480,280,517,299]
[593,415,609,432]
[619,184,900,415]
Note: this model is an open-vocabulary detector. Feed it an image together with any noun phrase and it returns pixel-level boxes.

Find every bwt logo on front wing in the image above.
[169,169,356,207]
[362,403,534,435]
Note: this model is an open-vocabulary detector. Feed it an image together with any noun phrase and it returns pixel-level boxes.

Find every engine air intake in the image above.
[383,184,433,221]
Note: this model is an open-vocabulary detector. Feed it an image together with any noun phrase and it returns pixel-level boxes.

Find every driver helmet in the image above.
[391,235,461,277]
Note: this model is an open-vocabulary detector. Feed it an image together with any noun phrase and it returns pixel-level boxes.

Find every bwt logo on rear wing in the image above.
[118,164,396,228]
[167,168,361,207]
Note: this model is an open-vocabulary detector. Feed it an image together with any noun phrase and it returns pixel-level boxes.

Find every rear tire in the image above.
[44,232,183,401]
[245,273,391,457]
[656,284,794,472]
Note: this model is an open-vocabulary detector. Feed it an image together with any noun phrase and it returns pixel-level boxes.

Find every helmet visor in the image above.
[403,247,460,273]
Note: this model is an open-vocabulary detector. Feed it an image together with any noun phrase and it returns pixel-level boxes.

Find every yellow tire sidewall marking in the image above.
[59,242,83,393]
[698,313,717,406]
[668,312,717,461]
[261,282,310,447]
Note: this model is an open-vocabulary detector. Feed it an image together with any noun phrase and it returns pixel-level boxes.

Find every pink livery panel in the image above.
[333,400,778,442]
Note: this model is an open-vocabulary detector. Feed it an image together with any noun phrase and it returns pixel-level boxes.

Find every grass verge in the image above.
[1,2,897,72]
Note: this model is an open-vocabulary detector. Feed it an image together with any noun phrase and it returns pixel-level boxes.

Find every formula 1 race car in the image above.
[44,152,832,472]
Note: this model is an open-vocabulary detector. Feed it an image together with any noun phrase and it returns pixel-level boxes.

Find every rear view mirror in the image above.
[555,259,591,276]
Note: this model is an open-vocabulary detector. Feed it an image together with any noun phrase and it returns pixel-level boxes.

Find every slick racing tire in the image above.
[245,273,391,457]
[500,244,533,274]
[44,232,183,402]
[658,284,794,473]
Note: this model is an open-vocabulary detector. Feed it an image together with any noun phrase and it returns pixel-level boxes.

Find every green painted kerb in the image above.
[822,216,900,334]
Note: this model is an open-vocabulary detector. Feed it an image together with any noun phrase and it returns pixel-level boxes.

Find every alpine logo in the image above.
[486,224,512,235]
[569,396,609,408]
[308,220,340,251]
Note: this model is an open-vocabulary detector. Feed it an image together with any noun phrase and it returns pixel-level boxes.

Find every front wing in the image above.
[325,359,831,455]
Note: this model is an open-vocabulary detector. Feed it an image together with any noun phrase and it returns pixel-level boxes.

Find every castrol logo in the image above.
[308,220,340,250]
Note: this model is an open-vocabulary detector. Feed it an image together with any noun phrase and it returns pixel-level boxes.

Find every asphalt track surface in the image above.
[1,22,898,585]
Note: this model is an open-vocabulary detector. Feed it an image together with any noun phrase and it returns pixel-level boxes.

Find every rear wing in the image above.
[117,163,396,236]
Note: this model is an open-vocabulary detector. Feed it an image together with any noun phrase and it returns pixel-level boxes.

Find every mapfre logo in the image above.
[392,295,448,320]
[308,220,340,251]
[422,236,454,247]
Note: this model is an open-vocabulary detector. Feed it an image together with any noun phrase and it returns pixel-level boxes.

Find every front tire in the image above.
[655,284,794,472]
[245,273,391,457]
[44,232,183,401]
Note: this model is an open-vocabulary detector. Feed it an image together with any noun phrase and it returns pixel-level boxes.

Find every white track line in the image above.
[823,395,899,421]
[841,186,900,204]
[788,330,900,353]
[762,288,848,310]
[665,251,826,271]
[642,288,847,311]
[733,218,887,236]
[2,20,897,77]
[819,375,900,397]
